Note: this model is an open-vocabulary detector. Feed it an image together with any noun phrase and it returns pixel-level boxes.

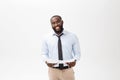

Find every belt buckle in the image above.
[53,65,69,70]
[59,66,69,70]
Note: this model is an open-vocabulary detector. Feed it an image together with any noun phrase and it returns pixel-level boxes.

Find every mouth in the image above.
[55,26,60,31]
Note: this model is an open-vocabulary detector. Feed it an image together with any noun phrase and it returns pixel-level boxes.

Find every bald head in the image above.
[50,15,62,21]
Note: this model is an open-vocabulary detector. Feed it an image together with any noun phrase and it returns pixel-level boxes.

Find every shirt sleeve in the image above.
[72,34,81,61]
[40,38,60,63]
[40,37,49,62]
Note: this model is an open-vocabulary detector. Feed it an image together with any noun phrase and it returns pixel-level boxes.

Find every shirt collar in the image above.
[52,30,66,36]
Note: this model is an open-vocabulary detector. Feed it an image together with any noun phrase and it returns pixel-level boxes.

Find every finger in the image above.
[66,62,70,65]
[53,63,57,65]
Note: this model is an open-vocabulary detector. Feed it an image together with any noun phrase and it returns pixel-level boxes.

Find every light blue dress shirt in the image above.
[41,30,81,64]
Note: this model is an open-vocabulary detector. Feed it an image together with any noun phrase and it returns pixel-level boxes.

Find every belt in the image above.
[53,66,69,70]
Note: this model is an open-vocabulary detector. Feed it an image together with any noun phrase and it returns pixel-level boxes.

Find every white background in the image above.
[0,0,120,80]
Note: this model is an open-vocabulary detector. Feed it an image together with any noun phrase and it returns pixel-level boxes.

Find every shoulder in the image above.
[64,30,78,37]
[41,32,53,41]
[65,30,80,42]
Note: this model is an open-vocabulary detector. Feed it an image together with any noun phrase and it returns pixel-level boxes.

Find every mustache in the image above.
[52,26,64,34]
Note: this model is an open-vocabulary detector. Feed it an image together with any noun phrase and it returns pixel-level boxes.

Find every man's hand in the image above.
[66,60,76,68]
[45,61,56,67]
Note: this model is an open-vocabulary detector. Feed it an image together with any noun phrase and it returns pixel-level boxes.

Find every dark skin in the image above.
[46,16,76,68]
[51,16,63,35]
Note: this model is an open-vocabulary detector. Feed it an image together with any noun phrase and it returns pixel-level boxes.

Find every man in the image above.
[41,15,81,80]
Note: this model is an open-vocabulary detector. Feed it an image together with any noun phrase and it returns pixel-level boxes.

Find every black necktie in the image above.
[57,33,63,68]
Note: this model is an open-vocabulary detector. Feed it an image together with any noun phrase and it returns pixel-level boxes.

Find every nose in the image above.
[54,23,59,26]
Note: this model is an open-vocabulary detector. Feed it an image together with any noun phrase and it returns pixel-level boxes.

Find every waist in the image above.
[52,64,69,70]
[53,63,68,67]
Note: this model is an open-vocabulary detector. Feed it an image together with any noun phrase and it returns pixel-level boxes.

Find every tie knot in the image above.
[57,33,63,38]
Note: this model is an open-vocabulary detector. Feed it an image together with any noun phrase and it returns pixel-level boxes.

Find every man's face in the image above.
[51,17,63,34]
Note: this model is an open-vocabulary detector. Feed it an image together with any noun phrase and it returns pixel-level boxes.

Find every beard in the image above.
[52,26,64,34]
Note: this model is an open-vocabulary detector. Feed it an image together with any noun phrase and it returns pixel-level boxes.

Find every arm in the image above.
[41,38,49,62]
[72,35,81,61]
[66,35,81,67]
[40,37,57,67]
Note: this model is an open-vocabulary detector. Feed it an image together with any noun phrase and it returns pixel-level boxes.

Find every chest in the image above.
[47,36,75,47]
